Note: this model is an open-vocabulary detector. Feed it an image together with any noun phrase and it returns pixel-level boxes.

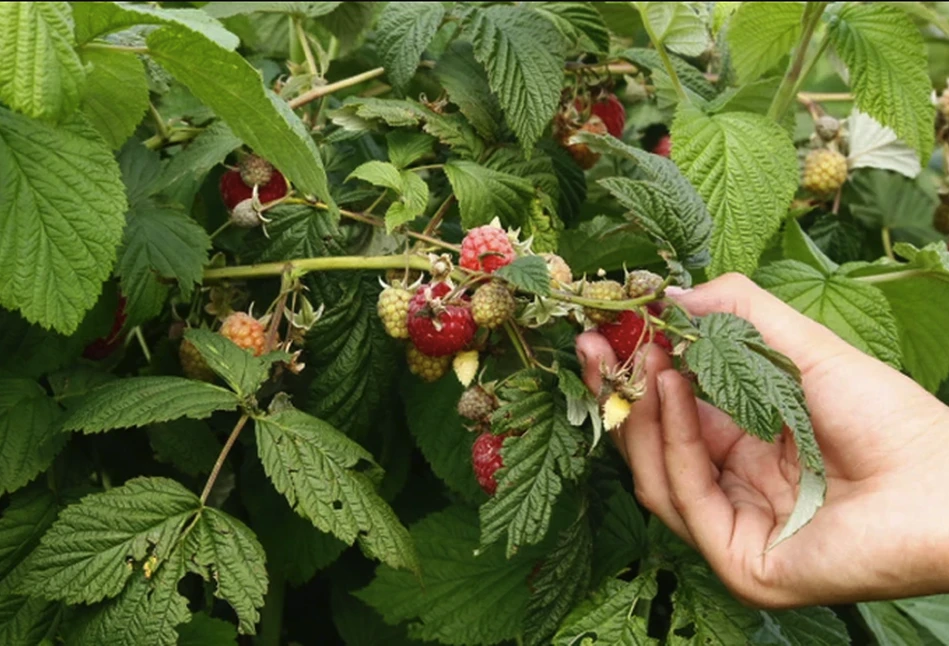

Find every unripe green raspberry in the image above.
[239,154,274,187]
[472,282,516,330]
[179,339,215,382]
[377,285,412,339]
[406,344,451,382]
[457,385,497,422]
[802,149,847,195]
[624,270,663,299]
[582,279,624,325]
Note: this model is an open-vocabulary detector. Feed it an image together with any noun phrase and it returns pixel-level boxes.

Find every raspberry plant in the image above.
[2,2,949,644]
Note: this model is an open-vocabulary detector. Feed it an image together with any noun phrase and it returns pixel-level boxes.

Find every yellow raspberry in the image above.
[582,279,625,325]
[542,253,573,289]
[179,339,215,382]
[406,344,451,382]
[377,285,412,339]
[220,312,267,356]
[802,149,848,195]
[471,282,516,330]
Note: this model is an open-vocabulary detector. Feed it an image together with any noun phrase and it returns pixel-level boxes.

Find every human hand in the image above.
[576,273,949,608]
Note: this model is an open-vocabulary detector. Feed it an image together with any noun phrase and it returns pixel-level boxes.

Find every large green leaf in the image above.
[146,25,334,208]
[148,419,221,477]
[590,485,647,586]
[619,48,717,102]
[758,606,850,646]
[357,506,535,646]
[0,108,127,334]
[532,2,610,54]
[0,578,60,646]
[827,3,935,161]
[0,380,65,495]
[117,203,211,326]
[668,561,763,644]
[444,159,539,229]
[480,378,586,557]
[176,614,238,646]
[859,602,926,646]
[255,407,419,574]
[0,3,85,122]
[726,2,803,83]
[464,5,565,151]
[553,572,658,645]
[671,106,797,276]
[893,596,949,644]
[79,48,149,149]
[843,243,949,392]
[844,169,941,247]
[72,2,238,50]
[183,328,283,399]
[557,215,658,275]
[376,2,445,90]
[152,121,242,195]
[60,376,240,435]
[19,478,199,605]
[635,2,711,57]
[0,487,59,580]
[756,260,902,367]
[181,508,268,634]
[435,41,504,140]
[685,313,825,545]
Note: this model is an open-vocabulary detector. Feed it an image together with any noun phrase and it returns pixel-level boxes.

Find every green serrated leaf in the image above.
[0,592,59,646]
[859,602,926,646]
[843,243,949,392]
[435,40,504,140]
[255,407,419,574]
[684,313,825,544]
[553,572,658,645]
[0,3,85,122]
[146,26,334,208]
[557,215,659,275]
[331,586,418,646]
[66,561,190,646]
[727,2,803,83]
[152,121,242,194]
[0,487,59,581]
[203,2,340,19]
[579,133,712,263]
[0,107,128,334]
[348,160,403,192]
[117,203,211,326]
[532,2,611,54]
[590,485,647,586]
[756,260,902,367]
[401,373,484,504]
[73,2,238,50]
[386,130,436,170]
[893,596,949,644]
[357,506,535,646]
[60,376,240,435]
[619,48,717,102]
[0,379,65,495]
[182,508,268,634]
[480,388,586,557]
[19,478,199,605]
[242,459,347,586]
[844,169,941,247]
[524,511,593,646]
[783,218,838,275]
[636,2,711,57]
[148,419,221,477]
[757,605,851,646]
[184,328,282,399]
[176,614,238,646]
[671,106,797,276]
[828,3,935,162]
[465,5,565,152]
[79,48,149,149]
[377,2,445,90]
[445,159,535,228]
[669,561,761,644]
[385,172,430,231]
[496,256,552,297]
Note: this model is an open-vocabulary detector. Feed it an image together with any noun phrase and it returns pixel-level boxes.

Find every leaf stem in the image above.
[881,227,895,260]
[200,414,249,505]
[293,17,319,78]
[287,67,386,109]
[856,268,925,284]
[410,163,444,172]
[640,20,688,104]
[132,326,152,363]
[767,2,829,123]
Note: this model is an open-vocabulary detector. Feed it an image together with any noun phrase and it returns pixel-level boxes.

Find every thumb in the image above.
[668,273,855,373]
[575,331,617,398]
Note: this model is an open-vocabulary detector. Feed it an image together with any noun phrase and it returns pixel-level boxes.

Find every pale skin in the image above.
[576,273,949,609]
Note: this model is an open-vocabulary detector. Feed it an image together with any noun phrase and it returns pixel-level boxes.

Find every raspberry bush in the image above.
[1,2,949,644]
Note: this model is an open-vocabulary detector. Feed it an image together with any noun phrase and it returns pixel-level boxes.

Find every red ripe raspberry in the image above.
[598,310,672,362]
[407,282,477,357]
[590,93,626,139]
[219,168,288,211]
[220,312,267,356]
[83,296,128,360]
[653,134,672,158]
[460,225,516,274]
[472,431,507,495]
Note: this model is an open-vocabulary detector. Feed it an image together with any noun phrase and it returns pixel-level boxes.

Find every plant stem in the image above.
[205,254,438,281]
[410,163,444,172]
[288,66,386,109]
[504,321,532,369]
[257,570,286,646]
[857,268,925,284]
[881,227,895,260]
[548,289,660,312]
[767,2,829,123]
[293,17,319,78]
[640,19,687,104]
[796,92,853,103]
[149,102,170,142]
[200,414,249,505]
[421,195,456,238]
[133,326,152,363]
[789,34,831,100]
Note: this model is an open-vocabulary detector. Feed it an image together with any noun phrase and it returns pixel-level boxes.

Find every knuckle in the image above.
[634,486,659,511]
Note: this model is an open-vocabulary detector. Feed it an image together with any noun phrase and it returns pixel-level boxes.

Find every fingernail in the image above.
[664,286,693,297]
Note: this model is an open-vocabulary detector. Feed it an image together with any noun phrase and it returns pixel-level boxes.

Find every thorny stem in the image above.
[200,415,248,505]
[767,3,829,123]
[287,66,386,109]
